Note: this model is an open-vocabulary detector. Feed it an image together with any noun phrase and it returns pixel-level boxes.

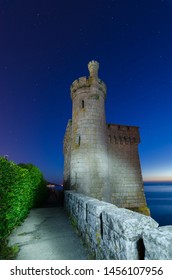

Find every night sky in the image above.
[1,0,172,183]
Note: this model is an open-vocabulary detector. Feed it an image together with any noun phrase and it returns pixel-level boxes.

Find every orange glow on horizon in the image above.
[143,177,172,182]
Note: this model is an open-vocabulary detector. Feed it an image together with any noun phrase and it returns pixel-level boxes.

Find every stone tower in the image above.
[63,61,149,214]
[64,61,109,201]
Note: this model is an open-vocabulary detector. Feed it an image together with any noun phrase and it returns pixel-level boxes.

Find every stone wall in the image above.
[63,60,148,211]
[65,190,172,260]
[107,124,146,208]
[63,120,72,189]
[65,61,109,201]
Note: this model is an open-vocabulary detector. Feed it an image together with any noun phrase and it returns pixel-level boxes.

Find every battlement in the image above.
[70,76,106,99]
[64,60,147,212]
[88,60,99,78]
[107,123,140,144]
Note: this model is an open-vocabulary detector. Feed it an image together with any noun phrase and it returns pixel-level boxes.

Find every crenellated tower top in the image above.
[70,60,106,99]
[88,60,99,79]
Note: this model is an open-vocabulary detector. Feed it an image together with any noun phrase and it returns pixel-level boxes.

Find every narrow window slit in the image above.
[100,213,103,238]
[75,135,81,146]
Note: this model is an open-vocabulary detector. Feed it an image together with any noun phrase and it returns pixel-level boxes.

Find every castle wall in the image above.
[69,71,109,201]
[65,191,172,260]
[63,120,72,189]
[63,60,148,211]
[107,124,146,208]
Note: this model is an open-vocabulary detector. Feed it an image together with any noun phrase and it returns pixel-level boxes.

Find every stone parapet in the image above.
[70,76,106,99]
[102,208,157,259]
[143,226,172,260]
[64,191,171,260]
[107,123,140,144]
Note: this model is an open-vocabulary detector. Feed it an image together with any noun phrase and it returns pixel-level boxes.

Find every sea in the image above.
[144,181,172,226]
[52,183,172,226]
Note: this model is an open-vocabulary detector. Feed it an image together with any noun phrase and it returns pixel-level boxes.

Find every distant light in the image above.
[47,184,55,188]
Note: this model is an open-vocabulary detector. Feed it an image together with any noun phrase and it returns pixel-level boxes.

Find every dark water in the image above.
[144,182,172,226]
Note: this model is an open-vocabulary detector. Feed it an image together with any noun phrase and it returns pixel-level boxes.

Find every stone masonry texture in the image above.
[65,191,172,260]
[63,60,148,210]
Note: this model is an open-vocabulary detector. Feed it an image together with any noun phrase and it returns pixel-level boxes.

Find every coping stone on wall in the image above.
[143,225,172,260]
[64,191,165,260]
[85,200,118,258]
[75,193,98,222]
[101,208,159,259]
[86,200,117,230]
[65,191,99,234]
[102,208,159,240]
[87,200,118,217]
[64,190,75,212]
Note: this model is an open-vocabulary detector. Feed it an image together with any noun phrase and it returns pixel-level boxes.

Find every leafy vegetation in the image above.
[0,157,48,259]
[18,163,48,208]
[0,240,19,260]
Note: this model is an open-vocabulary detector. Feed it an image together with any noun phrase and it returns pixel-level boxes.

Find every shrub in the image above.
[0,158,47,245]
[18,163,48,207]
[0,158,32,240]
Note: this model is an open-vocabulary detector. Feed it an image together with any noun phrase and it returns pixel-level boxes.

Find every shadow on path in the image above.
[44,189,63,208]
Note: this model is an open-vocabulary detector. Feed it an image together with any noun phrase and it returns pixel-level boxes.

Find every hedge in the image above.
[18,163,47,208]
[0,157,47,242]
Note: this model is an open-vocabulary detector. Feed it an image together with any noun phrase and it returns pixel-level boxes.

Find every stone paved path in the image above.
[8,194,88,260]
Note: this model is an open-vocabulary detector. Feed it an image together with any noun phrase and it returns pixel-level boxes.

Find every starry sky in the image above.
[1,0,172,183]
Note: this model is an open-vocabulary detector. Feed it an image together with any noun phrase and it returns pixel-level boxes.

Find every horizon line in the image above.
[143,179,172,183]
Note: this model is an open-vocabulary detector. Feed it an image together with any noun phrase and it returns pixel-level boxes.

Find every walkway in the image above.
[8,193,89,260]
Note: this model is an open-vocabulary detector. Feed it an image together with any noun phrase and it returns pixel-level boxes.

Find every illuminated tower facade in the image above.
[64,61,109,201]
[63,61,149,214]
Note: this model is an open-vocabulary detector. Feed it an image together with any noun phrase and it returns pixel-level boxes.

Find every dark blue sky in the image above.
[1,0,172,183]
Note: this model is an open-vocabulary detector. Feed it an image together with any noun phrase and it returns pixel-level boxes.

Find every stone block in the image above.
[64,190,76,212]
[102,225,140,259]
[143,226,172,260]
[101,207,158,259]
[86,200,117,229]
[102,208,158,239]
[70,192,98,234]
